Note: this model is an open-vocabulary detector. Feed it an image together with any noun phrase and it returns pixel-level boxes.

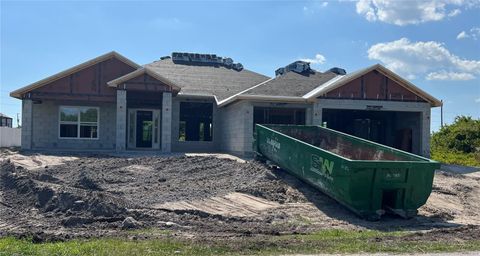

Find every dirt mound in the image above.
[1,154,479,242]
[1,160,128,229]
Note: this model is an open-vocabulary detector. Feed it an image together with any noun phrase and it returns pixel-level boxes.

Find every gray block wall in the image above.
[21,100,33,149]
[217,101,252,156]
[29,100,116,150]
[161,92,172,152]
[116,90,127,151]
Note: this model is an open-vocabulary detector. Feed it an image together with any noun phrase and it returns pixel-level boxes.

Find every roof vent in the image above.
[276,61,312,76]
[223,58,233,67]
[328,67,347,75]
[170,52,243,71]
[275,67,286,76]
[232,63,243,71]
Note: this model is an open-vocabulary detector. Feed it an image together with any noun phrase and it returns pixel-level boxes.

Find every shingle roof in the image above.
[242,70,338,97]
[145,58,270,101]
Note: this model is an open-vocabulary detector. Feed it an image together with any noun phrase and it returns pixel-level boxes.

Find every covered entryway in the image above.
[127,108,161,149]
[108,67,181,152]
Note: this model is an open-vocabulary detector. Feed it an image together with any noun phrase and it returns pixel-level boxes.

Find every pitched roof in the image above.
[107,67,182,91]
[242,70,337,97]
[303,64,442,107]
[144,58,270,102]
[10,51,140,99]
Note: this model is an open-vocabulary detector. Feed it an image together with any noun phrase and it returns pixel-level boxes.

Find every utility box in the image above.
[254,124,440,220]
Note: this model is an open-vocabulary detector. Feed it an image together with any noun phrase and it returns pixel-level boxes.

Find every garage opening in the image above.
[322,109,421,154]
[254,107,306,126]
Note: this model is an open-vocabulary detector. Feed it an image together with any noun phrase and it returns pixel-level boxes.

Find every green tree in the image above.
[431,116,480,166]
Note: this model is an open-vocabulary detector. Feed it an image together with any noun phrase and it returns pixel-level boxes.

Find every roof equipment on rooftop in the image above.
[170,52,243,71]
[328,67,347,75]
[275,61,312,76]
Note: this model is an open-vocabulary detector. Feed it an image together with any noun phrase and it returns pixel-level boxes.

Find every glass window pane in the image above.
[80,125,98,138]
[60,107,79,122]
[80,108,98,122]
[60,124,78,137]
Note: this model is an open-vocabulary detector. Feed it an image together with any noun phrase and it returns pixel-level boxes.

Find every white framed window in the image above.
[59,106,99,139]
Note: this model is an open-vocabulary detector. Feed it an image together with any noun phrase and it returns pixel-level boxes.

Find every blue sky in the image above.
[1,0,479,131]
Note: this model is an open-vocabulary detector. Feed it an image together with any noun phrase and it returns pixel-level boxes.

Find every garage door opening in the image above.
[322,109,421,154]
[254,107,306,126]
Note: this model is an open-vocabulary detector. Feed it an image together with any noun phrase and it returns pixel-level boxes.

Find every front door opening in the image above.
[136,111,153,148]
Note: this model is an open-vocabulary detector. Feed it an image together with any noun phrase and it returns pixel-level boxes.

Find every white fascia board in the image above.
[302,75,345,99]
[217,78,274,107]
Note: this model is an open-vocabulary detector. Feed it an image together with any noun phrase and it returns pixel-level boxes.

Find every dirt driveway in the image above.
[0,149,479,242]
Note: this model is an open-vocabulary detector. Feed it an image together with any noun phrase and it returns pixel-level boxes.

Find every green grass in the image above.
[1,229,480,256]
[431,148,480,167]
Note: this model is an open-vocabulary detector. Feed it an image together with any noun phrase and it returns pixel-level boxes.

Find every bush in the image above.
[431,116,480,167]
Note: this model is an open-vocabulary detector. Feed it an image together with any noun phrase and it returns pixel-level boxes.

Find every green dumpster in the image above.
[254,124,440,220]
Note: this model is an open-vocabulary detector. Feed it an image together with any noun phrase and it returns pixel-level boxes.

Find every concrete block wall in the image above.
[421,108,431,157]
[217,101,252,156]
[21,100,33,149]
[29,100,116,150]
[171,97,218,153]
[116,90,127,151]
[161,92,172,152]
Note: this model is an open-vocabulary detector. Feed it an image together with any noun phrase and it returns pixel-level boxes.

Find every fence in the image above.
[0,127,21,147]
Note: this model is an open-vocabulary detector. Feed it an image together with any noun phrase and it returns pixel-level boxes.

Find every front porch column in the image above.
[21,99,33,149]
[116,90,127,151]
[421,108,431,157]
[312,102,322,126]
[161,92,172,152]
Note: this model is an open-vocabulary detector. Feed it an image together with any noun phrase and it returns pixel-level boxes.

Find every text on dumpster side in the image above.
[266,137,281,151]
[310,154,334,181]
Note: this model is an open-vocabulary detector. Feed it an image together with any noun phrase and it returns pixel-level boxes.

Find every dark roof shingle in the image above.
[146,59,270,101]
[242,70,337,97]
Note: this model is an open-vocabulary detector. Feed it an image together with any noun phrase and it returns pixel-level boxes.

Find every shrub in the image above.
[431,116,480,167]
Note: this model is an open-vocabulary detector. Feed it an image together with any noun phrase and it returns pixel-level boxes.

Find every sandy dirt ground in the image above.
[0,148,479,243]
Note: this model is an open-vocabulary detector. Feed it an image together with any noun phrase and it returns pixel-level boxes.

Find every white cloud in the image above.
[457,31,469,39]
[457,27,480,40]
[475,97,480,103]
[367,38,480,81]
[426,71,475,81]
[303,0,329,14]
[301,54,326,65]
[356,0,478,26]
[448,8,462,17]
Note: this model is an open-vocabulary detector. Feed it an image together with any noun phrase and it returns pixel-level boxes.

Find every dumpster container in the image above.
[254,124,440,220]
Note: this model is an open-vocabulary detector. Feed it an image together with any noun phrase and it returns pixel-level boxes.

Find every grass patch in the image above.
[126,228,172,236]
[431,148,480,167]
[1,229,479,255]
